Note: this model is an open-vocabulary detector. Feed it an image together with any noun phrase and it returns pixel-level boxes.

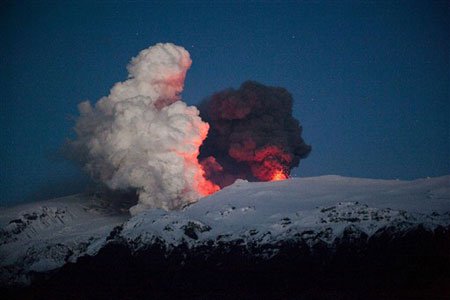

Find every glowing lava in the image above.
[271,170,288,181]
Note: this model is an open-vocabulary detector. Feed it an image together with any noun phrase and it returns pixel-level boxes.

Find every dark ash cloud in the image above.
[199,81,311,187]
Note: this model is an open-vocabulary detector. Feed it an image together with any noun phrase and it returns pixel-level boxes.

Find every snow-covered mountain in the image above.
[1,175,450,298]
[0,193,129,285]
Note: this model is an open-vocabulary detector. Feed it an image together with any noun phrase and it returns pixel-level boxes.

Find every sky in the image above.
[1,0,449,205]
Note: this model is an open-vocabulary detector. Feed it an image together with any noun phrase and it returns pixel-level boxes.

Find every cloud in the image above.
[69,43,218,215]
[199,81,311,187]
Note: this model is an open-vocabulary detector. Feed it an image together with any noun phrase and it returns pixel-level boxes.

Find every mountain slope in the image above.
[119,175,450,250]
[0,193,129,284]
[1,175,450,298]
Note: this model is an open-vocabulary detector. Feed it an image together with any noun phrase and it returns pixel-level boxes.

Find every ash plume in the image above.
[199,81,311,187]
[69,43,218,215]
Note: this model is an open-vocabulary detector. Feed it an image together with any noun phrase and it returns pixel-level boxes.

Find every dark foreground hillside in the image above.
[4,224,450,300]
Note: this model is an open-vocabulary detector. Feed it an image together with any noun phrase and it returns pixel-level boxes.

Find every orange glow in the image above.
[177,122,220,198]
[271,170,288,181]
[197,178,220,195]
[196,157,220,196]
[182,150,220,197]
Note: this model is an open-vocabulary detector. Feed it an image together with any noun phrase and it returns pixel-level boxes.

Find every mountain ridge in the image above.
[1,175,449,298]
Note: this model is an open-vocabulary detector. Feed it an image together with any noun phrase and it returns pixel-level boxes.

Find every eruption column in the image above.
[70,43,218,215]
[199,81,311,187]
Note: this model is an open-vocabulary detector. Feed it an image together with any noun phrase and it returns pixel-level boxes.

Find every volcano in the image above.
[1,175,450,299]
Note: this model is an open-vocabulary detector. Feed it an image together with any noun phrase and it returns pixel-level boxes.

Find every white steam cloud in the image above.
[71,43,218,215]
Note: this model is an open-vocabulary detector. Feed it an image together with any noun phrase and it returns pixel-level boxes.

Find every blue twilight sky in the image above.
[1,1,449,205]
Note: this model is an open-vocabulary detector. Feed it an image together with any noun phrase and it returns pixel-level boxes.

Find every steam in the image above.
[69,44,310,214]
[70,43,218,215]
[199,81,311,187]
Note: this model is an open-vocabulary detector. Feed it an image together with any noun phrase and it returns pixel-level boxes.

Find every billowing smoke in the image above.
[70,43,218,215]
[199,81,311,187]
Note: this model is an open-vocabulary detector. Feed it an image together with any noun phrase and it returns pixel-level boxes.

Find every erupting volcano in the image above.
[69,43,310,214]
[199,81,311,188]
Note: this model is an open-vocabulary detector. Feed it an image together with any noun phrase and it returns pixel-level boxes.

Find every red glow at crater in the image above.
[270,170,288,181]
